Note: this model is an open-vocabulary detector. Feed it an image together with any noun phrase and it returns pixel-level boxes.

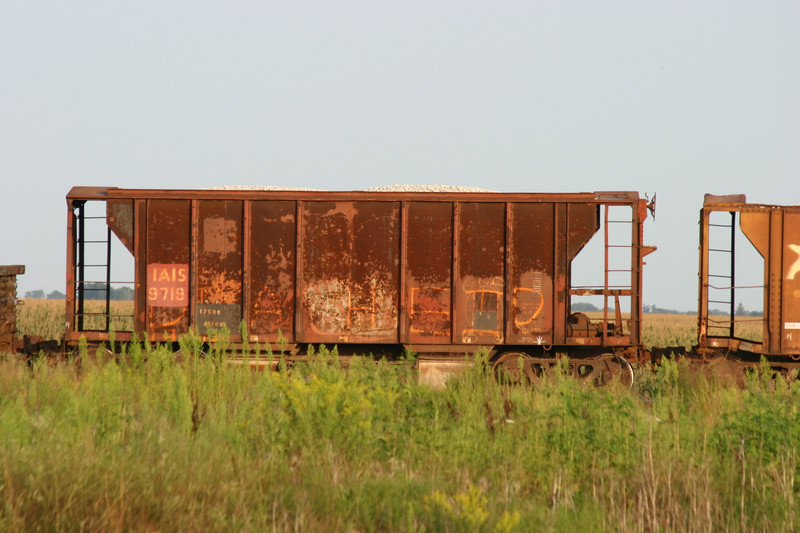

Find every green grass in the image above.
[2,337,800,532]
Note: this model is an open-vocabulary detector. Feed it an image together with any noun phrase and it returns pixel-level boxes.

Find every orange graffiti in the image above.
[512,287,545,326]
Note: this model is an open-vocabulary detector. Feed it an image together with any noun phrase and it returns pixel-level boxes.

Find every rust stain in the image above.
[409,287,451,337]
[348,279,397,336]
[198,271,242,304]
[147,308,188,342]
[303,277,397,337]
[203,216,238,258]
[303,279,352,334]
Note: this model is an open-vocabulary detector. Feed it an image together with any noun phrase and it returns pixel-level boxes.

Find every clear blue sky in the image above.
[1,1,798,311]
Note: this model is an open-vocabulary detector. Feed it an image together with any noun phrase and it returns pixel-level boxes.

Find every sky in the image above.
[1,0,798,312]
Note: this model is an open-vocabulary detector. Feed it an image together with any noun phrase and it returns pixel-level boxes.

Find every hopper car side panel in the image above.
[247,201,296,341]
[297,200,400,344]
[403,202,453,344]
[195,200,244,336]
[146,200,191,341]
[457,202,505,345]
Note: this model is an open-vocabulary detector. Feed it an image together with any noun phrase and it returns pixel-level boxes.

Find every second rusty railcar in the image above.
[698,194,800,361]
[65,187,655,381]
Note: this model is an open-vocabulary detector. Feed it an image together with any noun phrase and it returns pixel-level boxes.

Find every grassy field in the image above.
[17,299,134,340]
[640,313,763,347]
[4,301,796,532]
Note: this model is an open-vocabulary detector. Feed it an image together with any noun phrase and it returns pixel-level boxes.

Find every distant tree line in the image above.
[25,284,134,301]
[24,290,65,300]
[575,302,763,317]
[642,303,762,317]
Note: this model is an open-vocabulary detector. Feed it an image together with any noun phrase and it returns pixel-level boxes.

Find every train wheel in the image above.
[587,353,634,388]
[72,345,114,373]
[493,352,533,385]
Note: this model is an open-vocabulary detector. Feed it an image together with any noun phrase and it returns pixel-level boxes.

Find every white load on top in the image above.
[207,184,495,192]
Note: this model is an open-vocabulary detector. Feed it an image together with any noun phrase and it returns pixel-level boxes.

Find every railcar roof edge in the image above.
[703,194,800,210]
[67,186,643,204]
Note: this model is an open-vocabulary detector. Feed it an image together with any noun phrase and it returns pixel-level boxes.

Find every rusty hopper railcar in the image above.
[65,187,655,384]
[697,194,800,364]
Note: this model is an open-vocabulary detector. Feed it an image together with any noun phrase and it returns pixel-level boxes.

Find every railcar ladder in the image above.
[74,201,112,332]
[602,205,634,343]
[706,212,736,338]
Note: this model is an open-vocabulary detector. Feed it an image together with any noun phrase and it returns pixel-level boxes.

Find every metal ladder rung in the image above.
[77,281,133,285]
